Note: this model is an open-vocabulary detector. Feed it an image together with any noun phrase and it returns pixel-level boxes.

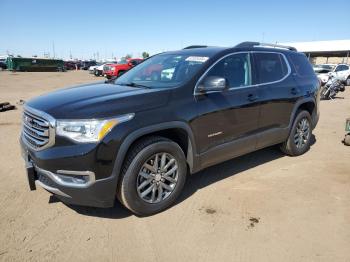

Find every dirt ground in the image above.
[0,71,349,262]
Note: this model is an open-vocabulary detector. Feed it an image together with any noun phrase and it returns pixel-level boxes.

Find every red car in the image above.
[104,58,143,79]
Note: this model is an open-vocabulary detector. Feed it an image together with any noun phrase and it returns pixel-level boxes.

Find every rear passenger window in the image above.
[254,53,288,84]
[288,53,315,77]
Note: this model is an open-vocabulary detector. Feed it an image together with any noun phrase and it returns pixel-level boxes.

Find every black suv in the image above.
[20,42,320,215]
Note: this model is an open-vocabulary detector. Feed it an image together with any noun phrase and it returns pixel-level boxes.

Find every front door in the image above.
[191,52,260,167]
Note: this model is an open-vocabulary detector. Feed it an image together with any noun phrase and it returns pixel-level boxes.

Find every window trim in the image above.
[194,51,291,95]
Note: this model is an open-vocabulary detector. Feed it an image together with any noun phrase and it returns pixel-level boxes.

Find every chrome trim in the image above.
[35,180,71,198]
[35,166,96,188]
[55,113,135,123]
[21,105,56,151]
[55,113,135,143]
[194,51,292,95]
[57,170,96,185]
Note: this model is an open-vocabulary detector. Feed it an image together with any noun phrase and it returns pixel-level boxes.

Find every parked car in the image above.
[333,64,350,86]
[20,42,320,216]
[313,64,335,85]
[314,63,350,86]
[104,58,143,79]
[64,61,82,70]
[88,63,101,74]
[81,61,97,70]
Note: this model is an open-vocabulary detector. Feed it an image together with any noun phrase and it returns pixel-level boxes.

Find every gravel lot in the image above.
[0,71,349,262]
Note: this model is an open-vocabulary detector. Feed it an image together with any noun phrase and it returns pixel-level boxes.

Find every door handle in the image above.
[247,94,258,101]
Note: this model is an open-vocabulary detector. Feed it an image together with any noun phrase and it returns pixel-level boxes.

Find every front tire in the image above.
[117,136,187,216]
[280,110,312,156]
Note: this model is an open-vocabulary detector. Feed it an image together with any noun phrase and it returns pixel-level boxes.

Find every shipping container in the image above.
[6,57,64,72]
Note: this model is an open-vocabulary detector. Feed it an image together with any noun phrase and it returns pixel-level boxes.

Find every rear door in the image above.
[252,52,296,149]
[191,52,260,167]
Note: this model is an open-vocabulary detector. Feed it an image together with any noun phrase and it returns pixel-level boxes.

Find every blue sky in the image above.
[1,0,349,60]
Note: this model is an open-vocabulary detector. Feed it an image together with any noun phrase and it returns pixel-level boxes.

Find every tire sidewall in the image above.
[288,111,312,156]
[120,141,187,215]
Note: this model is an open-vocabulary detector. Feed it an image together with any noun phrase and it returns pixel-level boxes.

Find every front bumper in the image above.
[20,137,118,208]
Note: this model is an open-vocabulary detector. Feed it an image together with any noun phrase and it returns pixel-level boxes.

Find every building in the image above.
[281,40,350,64]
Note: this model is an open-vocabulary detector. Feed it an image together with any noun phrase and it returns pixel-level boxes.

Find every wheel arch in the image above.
[110,122,198,187]
[289,98,317,130]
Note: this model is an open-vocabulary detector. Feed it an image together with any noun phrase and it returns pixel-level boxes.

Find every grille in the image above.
[22,109,54,150]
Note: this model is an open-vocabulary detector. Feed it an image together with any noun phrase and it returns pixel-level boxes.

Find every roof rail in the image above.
[234,41,297,51]
[183,45,208,49]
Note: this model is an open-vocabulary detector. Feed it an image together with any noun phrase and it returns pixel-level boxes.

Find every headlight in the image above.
[56,113,134,143]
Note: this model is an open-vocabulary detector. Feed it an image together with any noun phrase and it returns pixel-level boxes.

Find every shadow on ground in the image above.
[60,135,316,219]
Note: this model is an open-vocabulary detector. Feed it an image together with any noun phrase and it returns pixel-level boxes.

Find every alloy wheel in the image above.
[294,118,310,149]
[136,153,178,204]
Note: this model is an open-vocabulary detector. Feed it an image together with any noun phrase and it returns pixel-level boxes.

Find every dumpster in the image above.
[6,57,64,72]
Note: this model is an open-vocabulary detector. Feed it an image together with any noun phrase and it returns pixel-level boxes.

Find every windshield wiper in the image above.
[117,82,150,89]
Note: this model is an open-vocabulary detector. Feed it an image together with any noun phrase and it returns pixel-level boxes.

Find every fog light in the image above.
[56,174,90,184]
[55,170,95,187]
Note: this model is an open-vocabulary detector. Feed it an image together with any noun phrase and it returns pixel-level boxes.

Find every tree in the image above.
[142,52,150,59]
[125,54,132,59]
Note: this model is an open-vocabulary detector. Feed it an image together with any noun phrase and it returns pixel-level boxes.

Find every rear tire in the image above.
[117,136,187,216]
[280,110,312,156]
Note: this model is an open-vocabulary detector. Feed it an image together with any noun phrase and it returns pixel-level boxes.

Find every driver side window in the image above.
[206,53,252,88]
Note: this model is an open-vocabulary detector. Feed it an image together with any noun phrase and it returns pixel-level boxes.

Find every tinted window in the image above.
[205,53,251,88]
[254,53,288,83]
[288,53,314,77]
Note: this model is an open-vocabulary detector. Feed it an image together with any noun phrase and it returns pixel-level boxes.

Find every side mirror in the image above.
[197,76,227,93]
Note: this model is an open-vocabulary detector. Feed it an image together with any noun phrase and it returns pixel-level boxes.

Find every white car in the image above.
[91,62,119,76]
[333,64,350,86]
[88,64,100,74]
[314,64,350,86]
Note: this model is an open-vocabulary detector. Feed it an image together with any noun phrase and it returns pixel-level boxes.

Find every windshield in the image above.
[115,54,209,89]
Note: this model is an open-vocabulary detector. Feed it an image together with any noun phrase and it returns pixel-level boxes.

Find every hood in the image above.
[26,83,170,119]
